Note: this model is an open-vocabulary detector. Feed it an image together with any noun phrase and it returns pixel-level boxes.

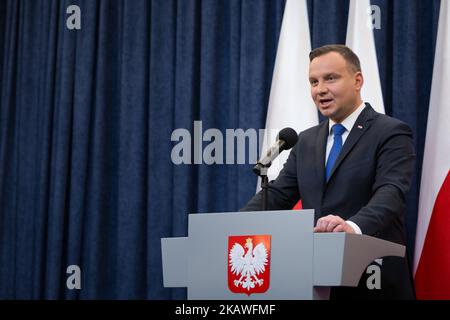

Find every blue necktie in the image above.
[325,124,346,181]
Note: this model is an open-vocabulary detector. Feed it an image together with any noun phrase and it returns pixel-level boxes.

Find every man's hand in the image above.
[313,214,356,233]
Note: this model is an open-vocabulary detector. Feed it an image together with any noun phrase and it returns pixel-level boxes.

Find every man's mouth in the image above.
[319,98,333,107]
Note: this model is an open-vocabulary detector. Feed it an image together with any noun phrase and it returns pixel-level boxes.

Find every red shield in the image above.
[228,234,271,295]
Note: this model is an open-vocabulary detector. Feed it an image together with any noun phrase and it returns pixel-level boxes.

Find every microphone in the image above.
[253,127,298,176]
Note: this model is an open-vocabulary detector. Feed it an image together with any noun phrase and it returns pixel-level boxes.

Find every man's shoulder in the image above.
[361,103,409,130]
[299,121,327,137]
[372,112,412,135]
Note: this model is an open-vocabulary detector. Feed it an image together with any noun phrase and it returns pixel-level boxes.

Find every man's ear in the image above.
[354,71,364,91]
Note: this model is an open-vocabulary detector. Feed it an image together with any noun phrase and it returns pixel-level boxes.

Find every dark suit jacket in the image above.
[242,103,416,299]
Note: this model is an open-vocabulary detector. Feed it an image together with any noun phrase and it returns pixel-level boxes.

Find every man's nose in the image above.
[317,81,328,94]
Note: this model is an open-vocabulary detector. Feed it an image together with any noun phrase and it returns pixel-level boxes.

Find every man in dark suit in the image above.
[242,44,416,299]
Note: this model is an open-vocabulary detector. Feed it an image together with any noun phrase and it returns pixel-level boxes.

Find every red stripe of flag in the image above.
[415,170,450,299]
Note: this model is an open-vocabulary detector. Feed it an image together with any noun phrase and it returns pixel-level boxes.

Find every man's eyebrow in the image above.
[309,72,339,80]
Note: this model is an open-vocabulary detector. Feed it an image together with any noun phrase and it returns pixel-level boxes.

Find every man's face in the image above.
[308,52,363,123]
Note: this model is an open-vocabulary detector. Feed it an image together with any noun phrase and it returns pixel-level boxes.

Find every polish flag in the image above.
[414,0,450,300]
[346,0,385,114]
[258,0,318,193]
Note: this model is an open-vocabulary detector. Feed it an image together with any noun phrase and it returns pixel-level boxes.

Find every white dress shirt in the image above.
[325,102,366,234]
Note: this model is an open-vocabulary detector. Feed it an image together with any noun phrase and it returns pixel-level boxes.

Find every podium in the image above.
[161,210,405,300]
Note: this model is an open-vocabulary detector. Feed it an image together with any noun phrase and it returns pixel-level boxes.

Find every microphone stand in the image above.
[261,167,269,211]
[255,166,269,211]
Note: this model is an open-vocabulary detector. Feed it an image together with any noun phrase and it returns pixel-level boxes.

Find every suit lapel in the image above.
[326,104,377,183]
[315,121,329,198]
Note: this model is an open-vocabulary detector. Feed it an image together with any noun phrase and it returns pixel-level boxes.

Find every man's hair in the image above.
[309,44,361,73]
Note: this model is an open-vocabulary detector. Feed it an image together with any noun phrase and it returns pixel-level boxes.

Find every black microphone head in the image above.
[277,127,298,151]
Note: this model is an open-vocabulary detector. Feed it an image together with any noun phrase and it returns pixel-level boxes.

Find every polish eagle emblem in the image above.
[227,235,271,295]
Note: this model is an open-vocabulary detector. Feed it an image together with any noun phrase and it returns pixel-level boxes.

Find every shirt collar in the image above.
[328,102,366,134]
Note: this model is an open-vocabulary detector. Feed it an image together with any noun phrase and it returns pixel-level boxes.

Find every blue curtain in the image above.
[0,0,440,299]
[0,0,285,299]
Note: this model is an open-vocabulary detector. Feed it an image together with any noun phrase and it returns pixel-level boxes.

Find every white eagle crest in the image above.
[229,237,268,290]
